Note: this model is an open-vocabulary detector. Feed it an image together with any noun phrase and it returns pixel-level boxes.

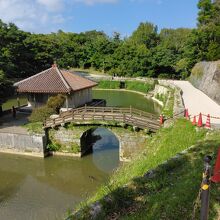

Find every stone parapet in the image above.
[0,132,46,157]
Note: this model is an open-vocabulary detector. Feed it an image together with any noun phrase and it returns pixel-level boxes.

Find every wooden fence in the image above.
[44,106,160,131]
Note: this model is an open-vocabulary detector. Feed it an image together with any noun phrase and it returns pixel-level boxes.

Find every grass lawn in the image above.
[23,122,44,134]
[97,80,155,94]
[69,119,220,220]
[2,96,27,111]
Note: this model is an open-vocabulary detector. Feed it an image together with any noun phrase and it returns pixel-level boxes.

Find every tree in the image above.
[129,22,159,49]
[0,70,13,111]
[185,0,220,63]
[151,28,191,78]
[197,0,213,26]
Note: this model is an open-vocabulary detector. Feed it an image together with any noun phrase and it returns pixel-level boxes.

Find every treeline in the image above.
[0,0,219,82]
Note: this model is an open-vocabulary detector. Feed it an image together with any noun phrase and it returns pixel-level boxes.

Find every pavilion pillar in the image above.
[66,95,69,109]
[17,97,20,108]
[34,94,36,108]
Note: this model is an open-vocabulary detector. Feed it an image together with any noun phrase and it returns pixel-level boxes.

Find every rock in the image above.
[50,114,59,119]
[89,202,102,219]
[153,84,169,96]
[144,170,155,179]
[190,60,220,105]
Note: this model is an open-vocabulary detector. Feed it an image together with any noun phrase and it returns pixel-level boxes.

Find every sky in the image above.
[0,0,199,36]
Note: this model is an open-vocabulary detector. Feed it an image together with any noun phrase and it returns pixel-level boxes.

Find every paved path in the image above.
[0,112,29,134]
[168,80,220,127]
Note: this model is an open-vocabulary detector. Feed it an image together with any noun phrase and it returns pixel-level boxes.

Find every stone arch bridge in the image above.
[45,106,160,161]
[49,124,150,161]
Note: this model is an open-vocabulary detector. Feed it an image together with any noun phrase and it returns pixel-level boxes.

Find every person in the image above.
[12,106,16,119]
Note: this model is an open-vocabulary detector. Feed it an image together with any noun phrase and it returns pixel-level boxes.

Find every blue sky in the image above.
[0,0,199,36]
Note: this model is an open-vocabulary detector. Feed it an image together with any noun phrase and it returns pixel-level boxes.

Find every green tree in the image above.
[184,0,220,69]
[197,0,213,26]
[0,70,13,111]
[129,22,158,49]
[151,28,191,78]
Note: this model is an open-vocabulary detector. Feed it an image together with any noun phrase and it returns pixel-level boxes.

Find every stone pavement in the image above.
[0,112,29,134]
[168,80,220,127]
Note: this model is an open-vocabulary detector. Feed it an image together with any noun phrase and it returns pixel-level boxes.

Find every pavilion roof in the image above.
[14,65,97,94]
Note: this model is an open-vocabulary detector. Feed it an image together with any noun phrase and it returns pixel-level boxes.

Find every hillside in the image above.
[190,60,220,105]
[68,120,220,220]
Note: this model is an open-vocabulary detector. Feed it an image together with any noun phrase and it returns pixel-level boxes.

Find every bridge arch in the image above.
[48,124,148,161]
[80,127,120,171]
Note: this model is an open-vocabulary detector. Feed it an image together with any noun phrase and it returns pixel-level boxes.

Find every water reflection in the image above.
[93,89,162,115]
[91,128,119,173]
[0,128,119,220]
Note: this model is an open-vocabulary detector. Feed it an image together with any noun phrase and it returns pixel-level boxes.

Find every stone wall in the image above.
[153,84,169,96]
[110,127,147,161]
[49,125,148,161]
[158,80,185,118]
[190,60,220,105]
[0,132,46,157]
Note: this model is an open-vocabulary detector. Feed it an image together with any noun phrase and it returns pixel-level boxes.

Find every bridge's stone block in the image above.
[49,125,148,161]
[109,127,147,161]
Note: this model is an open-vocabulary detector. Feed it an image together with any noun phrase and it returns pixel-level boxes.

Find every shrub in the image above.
[28,94,66,123]
[29,106,54,123]
[47,141,61,151]
[97,80,120,89]
[125,81,155,93]
[158,73,170,79]
[47,94,66,113]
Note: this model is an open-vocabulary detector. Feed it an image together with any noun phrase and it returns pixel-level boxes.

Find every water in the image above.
[0,90,160,219]
[93,90,161,115]
[0,128,119,220]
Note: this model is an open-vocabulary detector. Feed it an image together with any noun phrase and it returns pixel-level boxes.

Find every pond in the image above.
[0,128,119,220]
[0,90,161,219]
[93,89,162,115]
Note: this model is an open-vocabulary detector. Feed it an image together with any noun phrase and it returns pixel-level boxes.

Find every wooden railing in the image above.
[44,106,160,131]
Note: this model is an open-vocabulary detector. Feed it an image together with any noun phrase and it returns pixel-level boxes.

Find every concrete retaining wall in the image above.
[158,80,185,118]
[0,132,46,157]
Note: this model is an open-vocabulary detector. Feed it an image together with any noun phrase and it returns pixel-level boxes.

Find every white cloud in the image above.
[0,0,67,32]
[73,0,118,5]
[129,0,163,4]
[0,0,119,33]
[37,0,63,11]
[52,15,65,24]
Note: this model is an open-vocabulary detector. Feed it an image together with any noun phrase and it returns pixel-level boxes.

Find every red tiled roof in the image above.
[14,66,97,94]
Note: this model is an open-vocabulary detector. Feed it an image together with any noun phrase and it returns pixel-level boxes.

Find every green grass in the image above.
[2,96,27,111]
[67,119,220,219]
[119,141,220,220]
[23,122,44,134]
[47,140,81,153]
[125,81,155,93]
[162,89,175,117]
[97,80,120,89]
[96,80,155,94]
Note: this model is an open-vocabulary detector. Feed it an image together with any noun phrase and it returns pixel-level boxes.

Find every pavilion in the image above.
[14,64,98,109]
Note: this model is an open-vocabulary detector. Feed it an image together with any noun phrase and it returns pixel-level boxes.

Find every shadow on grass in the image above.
[91,140,220,220]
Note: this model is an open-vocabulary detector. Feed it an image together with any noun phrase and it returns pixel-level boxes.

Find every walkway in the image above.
[0,112,29,134]
[44,106,160,131]
[168,80,220,127]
